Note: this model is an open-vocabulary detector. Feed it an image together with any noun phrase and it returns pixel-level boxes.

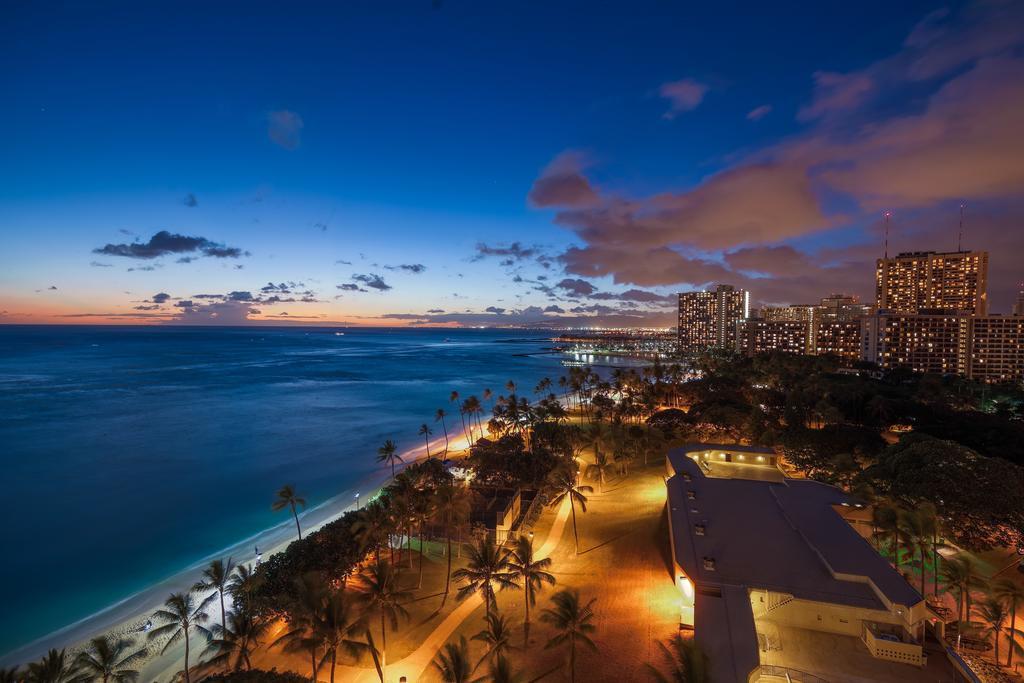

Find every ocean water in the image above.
[0,325,610,658]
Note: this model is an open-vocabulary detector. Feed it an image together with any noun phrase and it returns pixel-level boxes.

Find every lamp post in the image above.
[355,492,360,510]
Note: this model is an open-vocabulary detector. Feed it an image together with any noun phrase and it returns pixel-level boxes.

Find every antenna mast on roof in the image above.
[958,203,965,252]
[884,211,891,259]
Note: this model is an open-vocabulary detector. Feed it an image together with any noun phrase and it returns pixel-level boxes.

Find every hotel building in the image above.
[678,285,749,354]
[665,444,947,682]
[875,250,988,315]
[735,319,812,357]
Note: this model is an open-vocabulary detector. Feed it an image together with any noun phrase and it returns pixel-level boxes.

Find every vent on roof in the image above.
[686,490,696,500]
[703,556,716,571]
[694,523,706,536]
[682,473,692,482]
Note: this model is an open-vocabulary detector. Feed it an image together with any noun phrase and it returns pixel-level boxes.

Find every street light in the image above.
[355,492,361,510]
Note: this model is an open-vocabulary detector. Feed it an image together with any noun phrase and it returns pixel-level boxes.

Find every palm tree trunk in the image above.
[441,417,449,456]
[291,502,303,540]
[329,650,336,683]
[380,613,388,682]
[219,592,226,631]
[570,498,580,554]
[424,435,430,458]
[932,531,939,597]
[524,585,531,644]
[310,649,317,683]
[919,548,926,597]
[184,627,191,683]
[391,461,396,480]
[892,531,899,571]
[442,533,452,607]
[417,528,425,589]
[570,638,576,683]
[1009,603,1017,668]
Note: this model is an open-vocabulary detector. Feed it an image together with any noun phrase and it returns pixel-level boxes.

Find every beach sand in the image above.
[2,429,474,680]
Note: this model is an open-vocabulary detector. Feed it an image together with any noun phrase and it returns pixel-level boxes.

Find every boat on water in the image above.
[334,332,345,336]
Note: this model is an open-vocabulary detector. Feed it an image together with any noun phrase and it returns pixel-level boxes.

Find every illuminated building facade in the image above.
[860,313,970,376]
[967,315,1024,383]
[815,320,863,360]
[677,284,749,354]
[735,319,812,356]
[875,250,988,315]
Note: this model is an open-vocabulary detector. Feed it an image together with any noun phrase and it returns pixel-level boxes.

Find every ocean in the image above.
[0,325,650,661]
[0,326,612,658]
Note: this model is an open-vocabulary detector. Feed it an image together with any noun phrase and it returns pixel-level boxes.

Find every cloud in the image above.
[746,104,772,121]
[337,283,363,292]
[351,273,392,291]
[555,278,598,297]
[126,265,159,272]
[94,230,247,260]
[384,263,427,274]
[134,304,160,311]
[473,242,538,261]
[182,193,198,207]
[544,305,565,314]
[268,110,303,150]
[47,285,57,290]
[528,152,598,208]
[797,71,875,121]
[485,306,506,314]
[427,308,445,313]
[151,292,171,304]
[89,261,112,268]
[659,78,709,118]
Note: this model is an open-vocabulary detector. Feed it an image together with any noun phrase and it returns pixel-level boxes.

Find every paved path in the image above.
[340,497,572,682]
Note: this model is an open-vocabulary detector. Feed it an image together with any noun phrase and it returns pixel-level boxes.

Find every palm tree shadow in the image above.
[578,530,630,555]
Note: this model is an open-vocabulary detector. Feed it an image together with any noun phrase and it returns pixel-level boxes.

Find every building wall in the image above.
[815,320,862,360]
[736,320,811,356]
[968,315,1024,383]
[678,284,749,354]
[875,251,988,315]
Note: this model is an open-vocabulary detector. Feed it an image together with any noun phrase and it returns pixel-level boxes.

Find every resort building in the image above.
[875,250,988,315]
[860,312,969,376]
[760,305,815,324]
[677,285,749,355]
[965,315,1024,383]
[816,293,872,323]
[664,444,948,682]
[735,319,812,356]
[814,320,863,360]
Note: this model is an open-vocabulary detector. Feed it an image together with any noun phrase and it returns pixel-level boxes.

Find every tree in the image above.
[73,637,146,683]
[973,596,1009,665]
[310,591,366,683]
[270,573,329,683]
[436,409,451,457]
[898,509,930,596]
[871,502,901,570]
[647,634,710,683]
[507,535,556,644]
[27,650,77,683]
[432,636,482,683]
[546,469,593,555]
[419,424,433,458]
[452,538,518,619]
[227,564,264,609]
[940,554,986,624]
[273,485,307,541]
[376,440,403,481]
[540,589,598,683]
[193,558,235,629]
[352,501,392,565]
[584,452,611,492]
[203,609,270,673]
[148,592,215,683]
[471,611,516,672]
[434,482,472,607]
[355,560,412,681]
[992,577,1024,668]
[0,669,20,683]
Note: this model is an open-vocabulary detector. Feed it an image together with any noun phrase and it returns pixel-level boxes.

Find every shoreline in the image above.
[0,429,473,670]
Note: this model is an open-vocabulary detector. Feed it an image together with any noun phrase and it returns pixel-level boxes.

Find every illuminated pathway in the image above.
[340,496,572,683]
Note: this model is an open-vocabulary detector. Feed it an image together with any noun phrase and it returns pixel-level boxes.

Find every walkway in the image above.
[340,496,572,682]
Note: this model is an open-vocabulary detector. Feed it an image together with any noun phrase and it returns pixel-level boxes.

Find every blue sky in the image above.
[2,1,1023,326]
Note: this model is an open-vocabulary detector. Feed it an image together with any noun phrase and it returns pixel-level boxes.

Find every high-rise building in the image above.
[677,284,749,354]
[967,316,1024,383]
[761,305,815,323]
[875,250,988,315]
[815,320,863,360]
[860,313,970,376]
[816,294,873,322]
[736,319,811,357]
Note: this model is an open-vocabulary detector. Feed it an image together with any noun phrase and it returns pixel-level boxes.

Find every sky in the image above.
[2,0,1023,327]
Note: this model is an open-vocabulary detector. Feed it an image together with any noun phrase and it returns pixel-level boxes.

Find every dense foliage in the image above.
[200,670,310,683]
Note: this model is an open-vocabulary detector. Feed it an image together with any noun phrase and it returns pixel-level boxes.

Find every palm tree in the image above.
[647,634,710,683]
[507,535,556,644]
[148,592,215,683]
[436,408,450,457]
[312,591,366,683]
[193,558,235,629]
[352,501,393,565]
[871,501,901,570]
[992,577,1024,667]
[355,559,412,680]
[974,596,1009,665]
[434,482,472,607]
[226,564,264,608]
[546,469,593,555]
[941,554,985,624]
[271,572,330,683]
[433,636,482,683]
[376,439,403,480]
[419,423,433,458]
[203,608,269,672]
[27,650,77,683]
[540,589,598,683]
[472,611,516,671]
[273,485,307,540]
[584,452,611,492]
[898,510,930,597]
[452,538,518,619]
[73,636,146,683]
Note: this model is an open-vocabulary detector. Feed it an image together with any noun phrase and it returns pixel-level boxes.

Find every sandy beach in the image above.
[1,428,474,679]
